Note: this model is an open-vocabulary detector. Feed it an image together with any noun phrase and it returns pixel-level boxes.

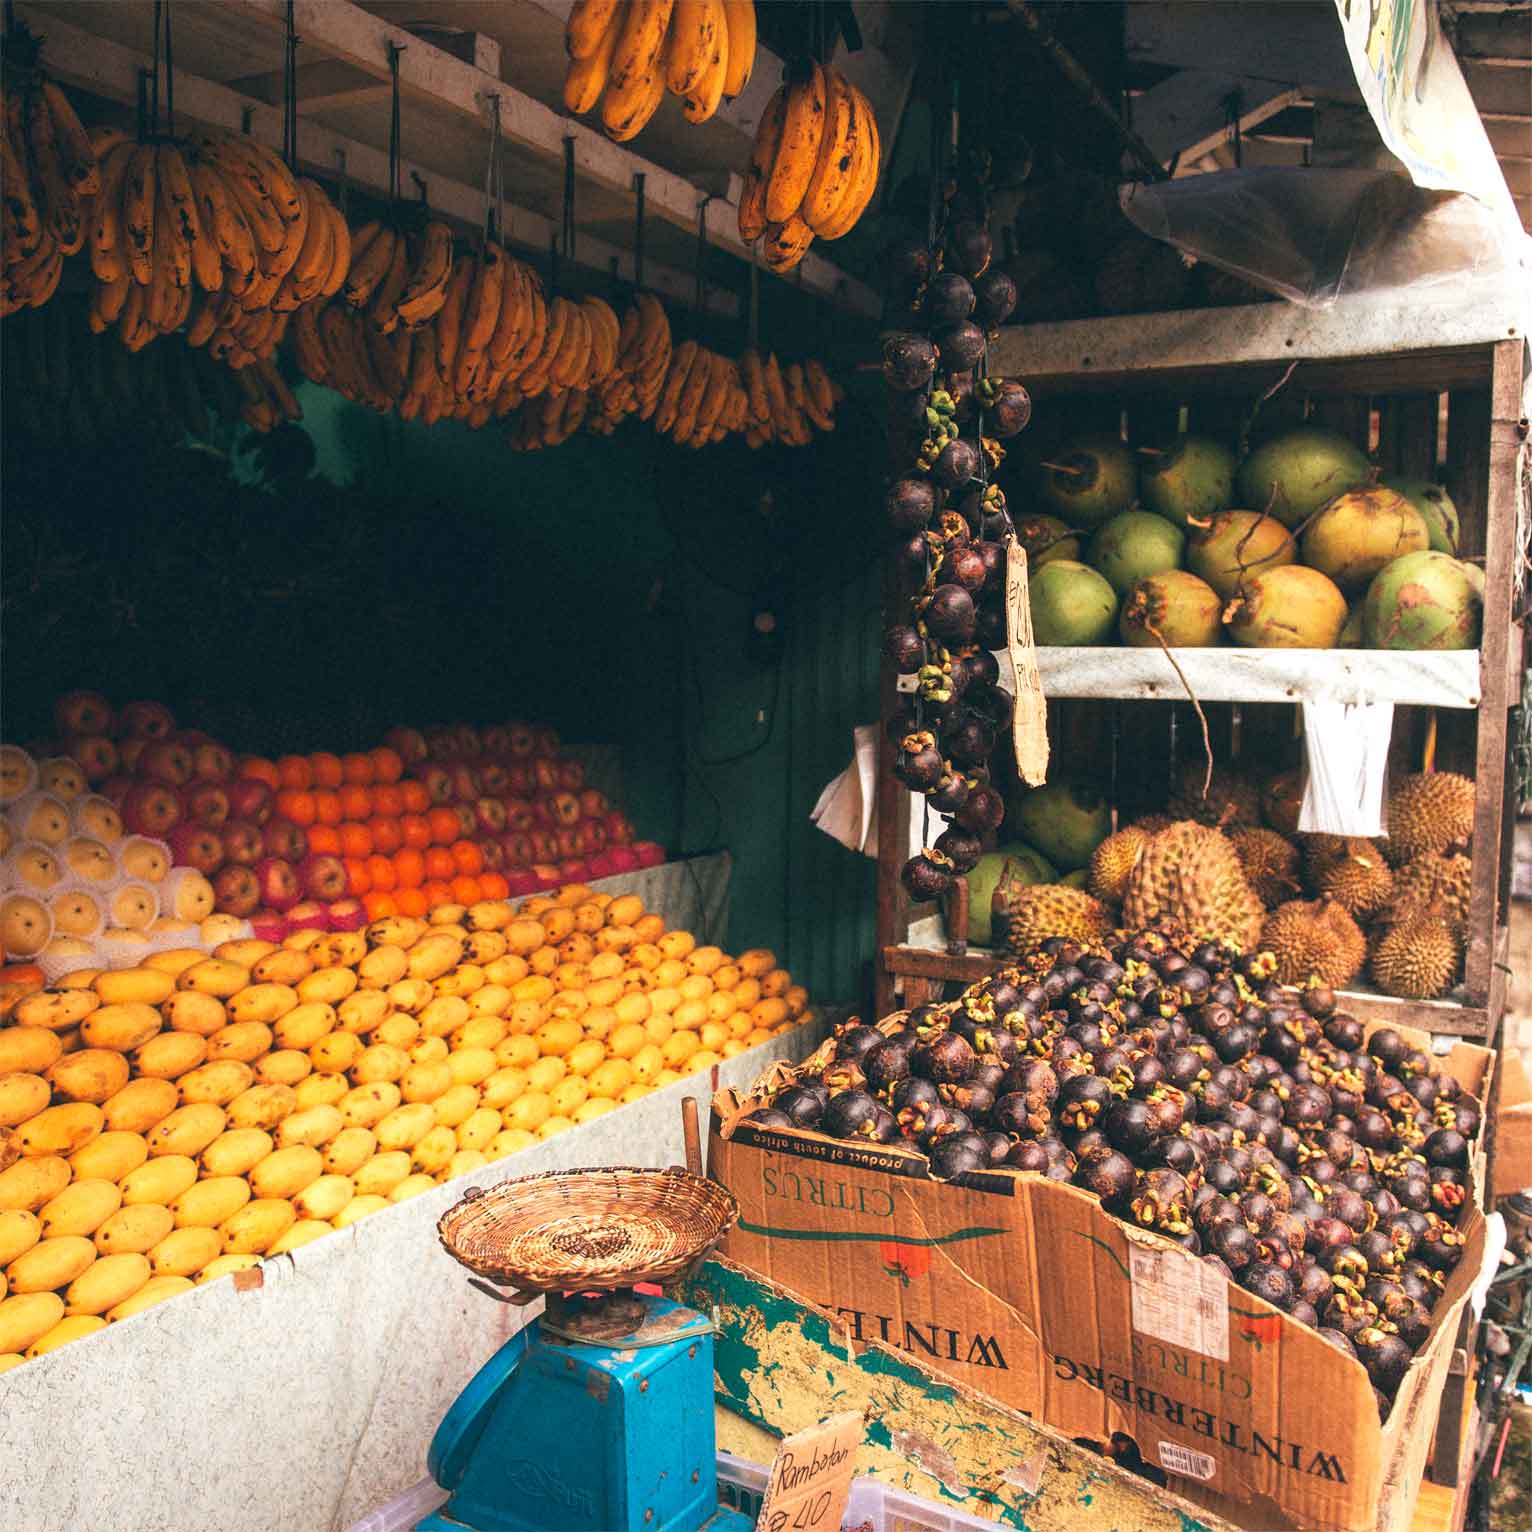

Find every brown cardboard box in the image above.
[1491,1047,1532,1197]
[710,1019,1493,1532]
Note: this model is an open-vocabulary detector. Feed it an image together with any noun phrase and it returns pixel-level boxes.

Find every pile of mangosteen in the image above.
[880,185,1031,907]
[750,924,1479,1418]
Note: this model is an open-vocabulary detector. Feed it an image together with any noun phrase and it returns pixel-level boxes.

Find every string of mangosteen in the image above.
[880,168,1031,910]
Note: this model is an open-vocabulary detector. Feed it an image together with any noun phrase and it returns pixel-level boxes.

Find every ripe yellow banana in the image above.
[188,158,254,291]
[654,339,698,434]
[765,62,826,223]
[434,256,474,380]
[548,298,587,389]
[819,84,878,239]
[721,1,756,99]
[566,0,624,59]
[316,201,349,298]
[216,134,303,226]
[488,256,528,366]
[291,299,330,383]
[27,88,83,255]
[739,348,769,424]
[564,7,622,115]
[257,180,310,284]
[344,222,397,308]
[155,145,200,282]
[763,213,813,273]
[681,16,728,124]
[461,245,506,356]
[120,144,157,285]
[285,181,334,303]
[802,358,835,422]
[737,86,784,242]
[582,296,619,381]
[608,0,675,93]
[800,67,856,234]
[665,0,722,97]
[0,105,42,257]
[509,272,548,378]
[367,229,411,333]
[603,50,667,142]
[88,142,133,283]
[395,220,453,326]
[41,81,99,195]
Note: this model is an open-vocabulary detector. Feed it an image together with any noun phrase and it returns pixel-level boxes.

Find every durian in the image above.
[1000,885,1113,956]
[1121,821,1265,951]
[1308,838,1394,919]
[1390,851,1472,934]
[1166,765,1263,829]
[1261,767,1305,837]
[1229,828,1300,908]
[1260,898,1366,987]
[1369,908,1461,998]
[1384,772,1474,865]
[1088,827,1152,904]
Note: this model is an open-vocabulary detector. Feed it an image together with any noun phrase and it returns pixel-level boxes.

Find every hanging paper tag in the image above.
[1005,535,1049,786]
[1297,700,1395,836]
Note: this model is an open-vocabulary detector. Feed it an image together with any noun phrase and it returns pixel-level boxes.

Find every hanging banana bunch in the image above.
[1,65,102,317]
[738,61,880,270]
[563,0,756,140]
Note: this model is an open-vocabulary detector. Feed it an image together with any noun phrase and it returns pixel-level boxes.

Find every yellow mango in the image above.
[0,1291,64,1352]
[144,947,215,977]
[0,1072,50,1128]
[488,1129,535,1158]
[352,1043,409,1086]
[38,1179,120,1239]
[297,967,357,1007]
[447,1048,495,1088]
[65,1251,150,1315]
[366,915,427,948]
[27,1312,105,1354]
[400,1060,452,1104]
[97,1079,175,1137]
[7,1233,96,1292]
[170,1176,252,1229]
[337,1081,401,1129]
[80,1003,161,1053]
[276,1104,343,1150]
[177,1060,255,1108]
[93,968,175,1007]
[70,1132,147,1183]
[321,1127,376,1176]
[199,1128,273,1179]
[455,1109,501,1153]
[0,1208,41,1265]
[251,948,316,986]
[337,989,390,1036]
[293,1073,347,1111]
[525,1056,567,1092]
[574,1099,619,1125]
[548,1077,590,1119]
[205,1021,274,1065]
[406,933,463,982]
[353,1151,411,1197]
[94,1202,173,1255]
[0,1027,64,1076]
[106,1273,193,1318]
[306,931,367,969]
[335,1193,390,1225]
[194,1255,259,1285]
[267,1218,332,1255]
[213,938,278,967]
[220,1198,296,1255]
[388,1174,436,1203]
[483,956,530,988]
[357,944,409,988]
[253,1050,311,1087]
[308,1032,361,1075]
[294,1174,354,1221]
[148,1225,221,1278]
[13,989,98,1031]
[119,1155,198,1207]
[224,1083,297,1131]
[177,958,252,998]
[248,1145,323,1200]
[411,1125,457,1174]
[466,903,512,934]
[374,1102,436,1152]
[430,1083,481,1130]
[45,1050,129,1105]
[466,987,512,1022]
[133,1032,208,1082]
[480,1067,528,1111]
[15,1102,103,1158]
[447,1149,488,1178]
[273,1001,338,1051]
[503,1092,550,1133]
[224,983,297,1025]
[418,995,470,1039]
[162,990,227,1037]
[145,1103,226,1159]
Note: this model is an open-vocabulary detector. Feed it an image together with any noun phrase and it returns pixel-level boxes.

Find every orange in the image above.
[312,789,343,826]
[450,841,484,877]
[400,781,430,814]
[239,757,279,788]
[421,881,454,908]
[339,822,373,859]
[276,789,317,827]
[277,755,312,790]
[479,873,509,901]
[306,824,342,855]
[427,807,459,845]
[424,847,456,883]
[370,747,404,784]
[309,752,344,789]
[363,891,398,920]
[339,784,372,821]
[365,854,397,892]
[400,814,432,850]
[345,858,372,897]
[392,849,425,889]
[369,817,403,855]
[371,784,404,819]
[394,887,428,917]
[342,752,375,787]
[451,876,483,906]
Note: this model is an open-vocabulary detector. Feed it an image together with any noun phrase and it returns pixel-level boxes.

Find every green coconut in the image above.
[1013,514,1083,569]
[1029,560,1119,646]
[1223,565,1348,648]
[1059,869,1090,890]
[1361,551,1482,650]
[1385,478,1460,555]
[1301,485,1430,593]
[1087,511,1185,597]
[1119,571,1223,647]
[966,845,1057,946]
[1235,428,1371,529]
[1038,434,1138,529]
[1012,780,1112,871]
[1140,435,1236,528]
[1186,510,1297,599]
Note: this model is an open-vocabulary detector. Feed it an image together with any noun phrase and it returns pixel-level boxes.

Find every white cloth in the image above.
[1297,700,1394,837]
[810,725,945,860]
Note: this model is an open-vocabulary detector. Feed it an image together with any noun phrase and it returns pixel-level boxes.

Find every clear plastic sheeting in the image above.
[1120,167,1528,311]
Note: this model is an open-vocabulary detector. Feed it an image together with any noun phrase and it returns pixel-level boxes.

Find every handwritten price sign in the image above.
[757,1410,864,1532]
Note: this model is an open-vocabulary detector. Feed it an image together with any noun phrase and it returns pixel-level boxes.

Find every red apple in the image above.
[556,760,585,792]
[117,738,147,772]
[285,899,332,934]
[474,797,507,835]
[578,788,608,820]
[604,812,634,848]
[181,780,231,828]
[298,853,348,901]
[418,763,453,805]
[633,841,665,869]
[478,761,510,794]
[507,722,535,758]
[506,762,535,796]
[504,870,540,897]
[452,725,482,758]
[557,858,588,884]
[607,848,641,875]
[554,826,582,860]
[100,775,134,807]
[55,690,114,738]
[481,726,513,757]
[255,857,300,912]
[445,804,470,838]
[534,727,560,755]
[191,741,234,781]
[504,799,535,832]
[478,838,505,872]
[529,829,559,864]
[384,726,429,766]
[66,734,119,783]
[532,758,560,793]
[586,851,619,879]
[250,909,289,942]
[573,821,606,855]
[326,897,367,933]
[221,820,265,867]
[500,832,533,868]
[138,740,193,787]
[449,763,480,803]
[548,791,581,828]
[227,777,274,826]
[121,780,183,837]
[168,822,225,875]
[212,864,261,917]
[531,798,556,829]
[425,729,458,762]
[531,862,563,890]
[262,818,308,862]
[118,700,176,740]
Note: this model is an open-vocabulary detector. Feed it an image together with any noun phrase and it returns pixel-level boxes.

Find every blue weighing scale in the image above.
[423,1167,753,1532]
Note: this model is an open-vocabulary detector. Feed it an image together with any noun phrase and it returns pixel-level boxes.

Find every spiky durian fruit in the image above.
[1369,909,1462,998]
[1121,821,1265,951]
[1384,772,1475,865]
[1308,838,1394,920]
[1166,765,1263,829]
[1229,827,1300,908]
[1131,814,1174,835]
[1260,898,1367,987]
[1390,851,1472,934]
[999,885,1113,956]
[1261,767,1305,837]
[1088,826,1152,905]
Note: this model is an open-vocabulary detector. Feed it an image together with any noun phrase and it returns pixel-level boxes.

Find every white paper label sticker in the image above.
[1129,1245,1229,1362]
[1157,1440,1218,1481]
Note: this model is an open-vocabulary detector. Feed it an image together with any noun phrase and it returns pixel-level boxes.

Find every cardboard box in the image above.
[710,1019,1493,1532]
[1490,1047,1532,1197]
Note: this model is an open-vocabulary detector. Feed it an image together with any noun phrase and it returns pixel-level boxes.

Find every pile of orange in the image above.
[236,751,510,920]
